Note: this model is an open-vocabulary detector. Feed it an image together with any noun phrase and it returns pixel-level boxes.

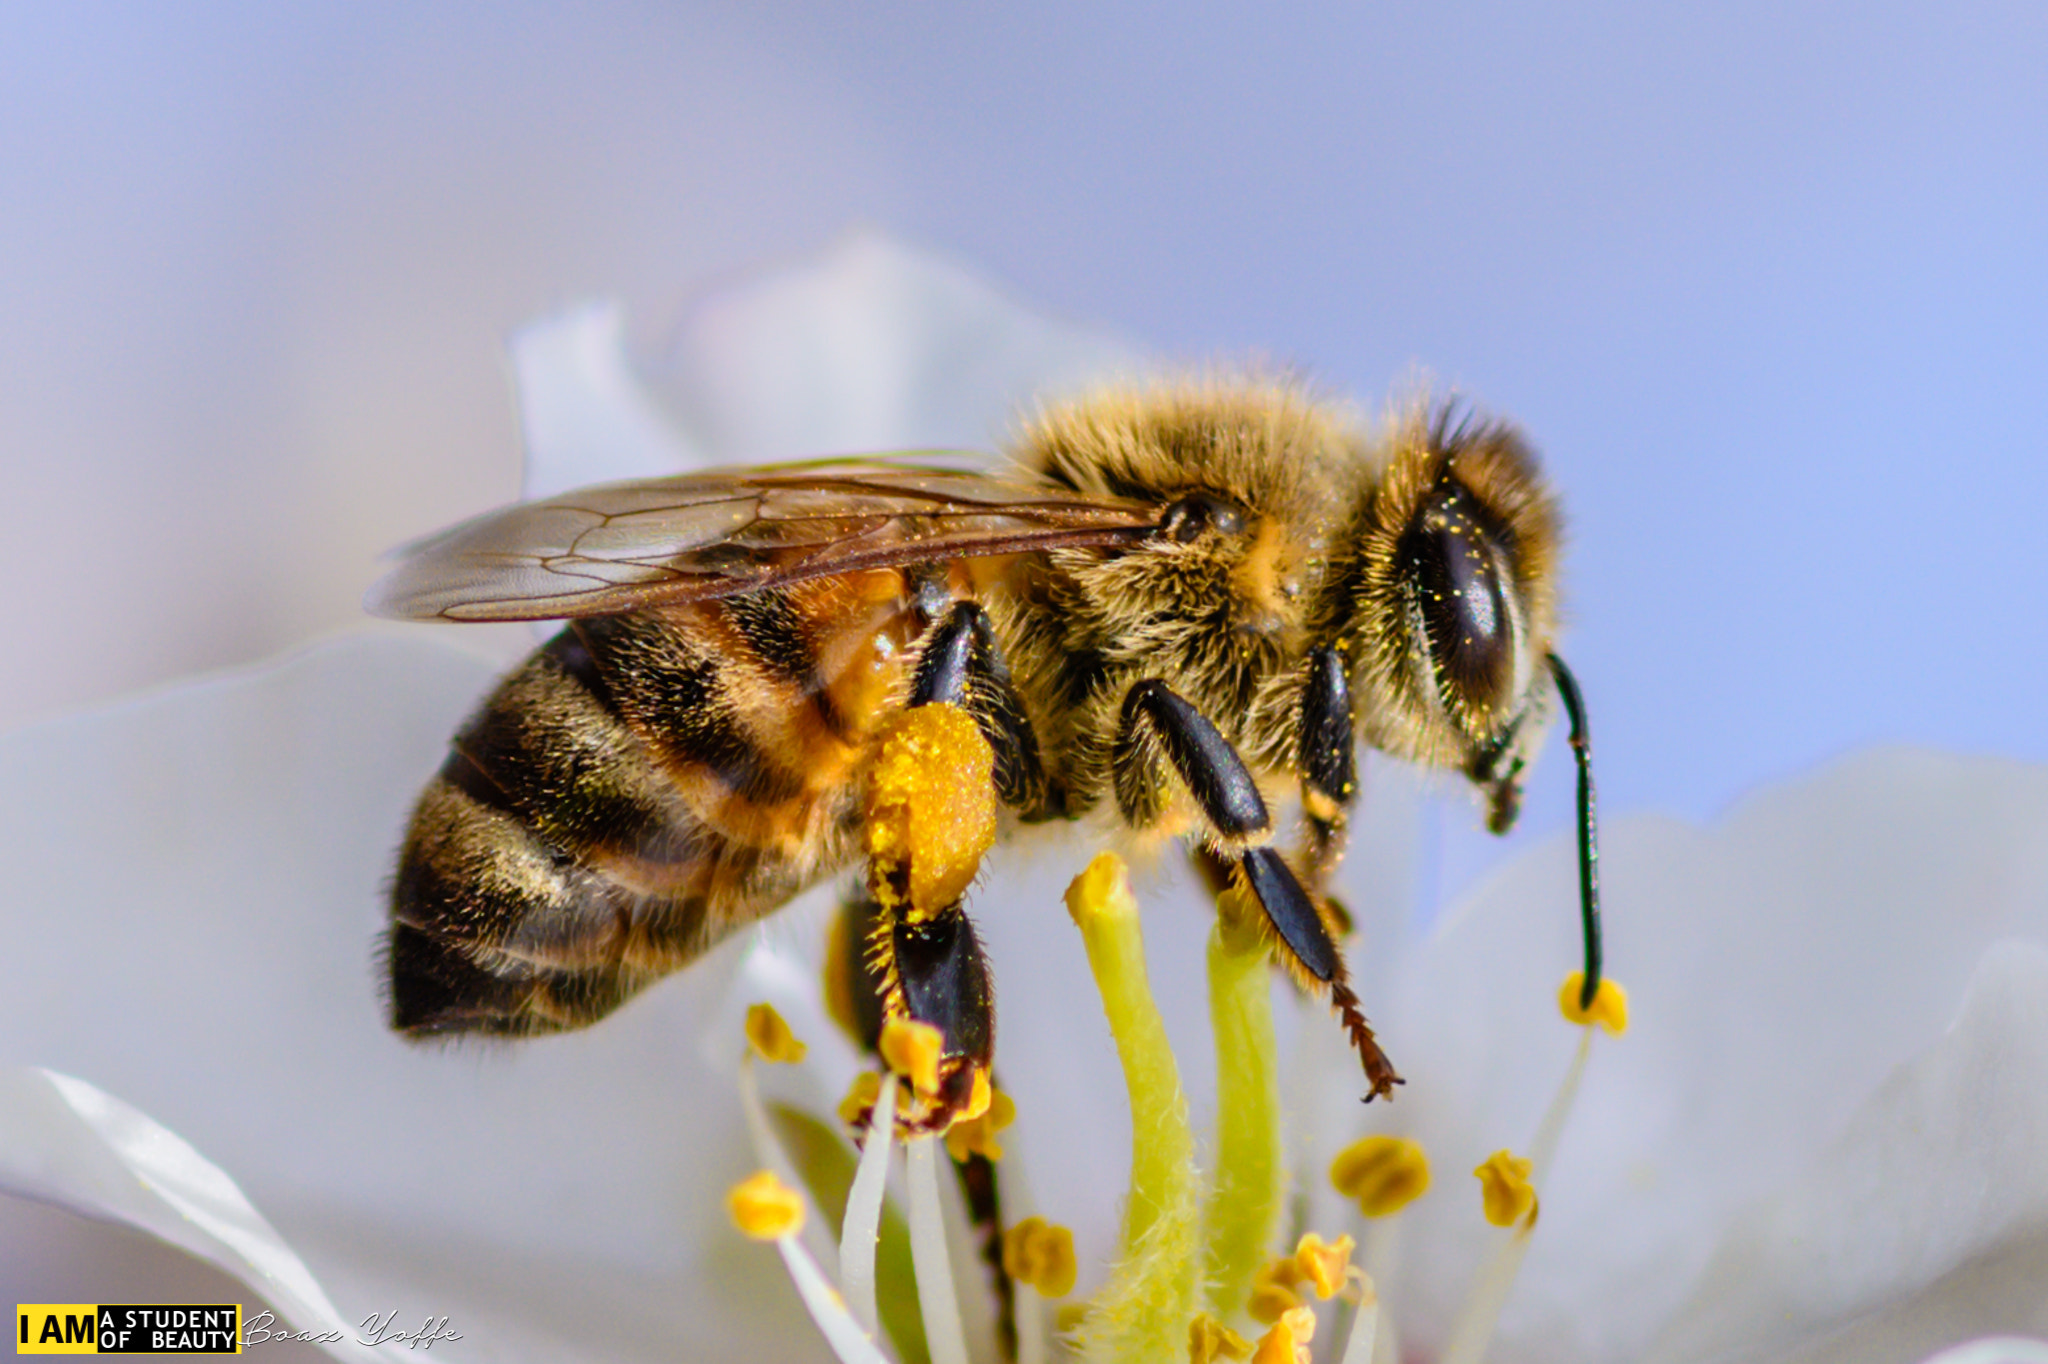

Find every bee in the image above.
[368,377,1602,1109]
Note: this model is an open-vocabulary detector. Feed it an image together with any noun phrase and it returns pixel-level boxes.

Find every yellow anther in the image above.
[1187,1312,1251,1363]
[726,1169,805,1241]
[959,1066,994,1123]
[1246,1256,1304,1325]
[866,704,996,914]
[838,1071,882,1128]
[1001,1216,1078,1298]
[1064,849,1141,929]
[1474,1149,1538,1228]
[1560,973,1629,1034]
[879,1017,945,1096]
[945,1080,1015,1163]
[1292,1232,1354,1300]
[1249,1305,1316,1364]
[821,908,859,1042]
[1329,1134,1431,1217]
[744,1002,808,1064]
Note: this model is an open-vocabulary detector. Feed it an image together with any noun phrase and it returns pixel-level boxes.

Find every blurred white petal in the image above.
[651,228,1139,461]
[513,300,708,500]
[0,1068,352,1357]
[1919,1341,2048,1364]
[1648,941,2048,1362]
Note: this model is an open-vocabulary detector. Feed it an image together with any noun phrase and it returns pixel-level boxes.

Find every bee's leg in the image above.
[831,892,1016,1357]
[1297,644,1359,890]
[835,888,997,1128]
[1115,680,1401,1100]
[909,600,1050,817]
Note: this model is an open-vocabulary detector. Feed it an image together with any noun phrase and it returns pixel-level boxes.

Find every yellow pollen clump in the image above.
[1246,1256,1304,1325]
[1001,1216,1078,1298]
[1250,1304,1316,1364]
[1292,1232,1354,1300]
[743,1001,808,1064]
[1187,1313,1251,1363]
[945,1080,1016,1162]
[879,1017,945,1097]
[1559,972,1630,1034]
[837,1071,882,1128]
[726,1169,805,1241]
[1474,1149,1537,1228]
[865,704,996,914]
[1329,1134,1431,1217]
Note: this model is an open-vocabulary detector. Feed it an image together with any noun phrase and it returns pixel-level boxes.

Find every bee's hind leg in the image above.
[848,598,1050,1125]
[1115,678,1402,1100]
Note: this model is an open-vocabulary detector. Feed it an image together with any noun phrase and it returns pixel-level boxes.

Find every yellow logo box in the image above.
[17,1305,241,1355]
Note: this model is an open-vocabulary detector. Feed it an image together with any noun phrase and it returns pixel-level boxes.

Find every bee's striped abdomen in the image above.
[388,572,926,1038]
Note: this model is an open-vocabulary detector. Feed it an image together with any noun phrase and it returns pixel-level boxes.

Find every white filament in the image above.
[839,1074,898,1338]
[905,1134,971,1364]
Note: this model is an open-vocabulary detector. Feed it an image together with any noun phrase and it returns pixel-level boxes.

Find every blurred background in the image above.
[3,0,2044,895]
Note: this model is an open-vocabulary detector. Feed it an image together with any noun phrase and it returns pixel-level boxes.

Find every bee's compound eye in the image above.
[1402,479,1516,709]
[1160,493,1246,542]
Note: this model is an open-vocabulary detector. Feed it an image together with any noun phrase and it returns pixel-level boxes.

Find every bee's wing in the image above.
[367,457,1162,622]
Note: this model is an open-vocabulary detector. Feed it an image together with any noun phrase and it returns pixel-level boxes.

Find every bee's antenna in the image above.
[1547,653,1602,1010]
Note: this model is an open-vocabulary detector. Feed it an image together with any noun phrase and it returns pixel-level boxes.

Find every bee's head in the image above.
[1346,407,1562,817]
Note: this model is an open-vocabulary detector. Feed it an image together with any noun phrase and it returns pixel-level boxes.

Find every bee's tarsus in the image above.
[1330,979,1403,1102]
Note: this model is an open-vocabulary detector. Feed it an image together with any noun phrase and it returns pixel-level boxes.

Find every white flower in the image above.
[2,235,2044,1363]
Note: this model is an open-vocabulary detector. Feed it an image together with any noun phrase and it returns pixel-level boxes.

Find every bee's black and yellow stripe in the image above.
[389,569,929,1036]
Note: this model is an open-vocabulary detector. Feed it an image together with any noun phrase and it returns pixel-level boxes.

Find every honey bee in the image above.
[369,377,1602,1107]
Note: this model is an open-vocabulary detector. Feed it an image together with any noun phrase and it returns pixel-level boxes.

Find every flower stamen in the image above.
[727,1170,891,1364]
[840,1069,898,1337]
[1558,971,1628,1034]
[881,1017,946,1100]
[906,1134,972,1364]
[1250,1304,1316,1364]
[1188,1312,1252,1363]
[746,1001,809,1064]
[1473,1151,1537,1230]
[1329,1135,1431,1218]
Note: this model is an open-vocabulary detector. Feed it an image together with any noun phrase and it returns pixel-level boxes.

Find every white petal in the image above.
[1918,1341,2048,1364]
[653,228,1139,460]
[0,1068,353,1357]
[0,634,829,1362]
[1361,748,2048,1363]
[1647,941,2048,1363]
[513,300,710,500]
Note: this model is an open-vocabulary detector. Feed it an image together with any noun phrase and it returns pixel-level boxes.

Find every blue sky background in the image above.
[3,1,2043,903]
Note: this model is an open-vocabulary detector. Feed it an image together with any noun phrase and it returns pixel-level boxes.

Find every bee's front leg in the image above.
[1297,645,1359,885]
[1114,679,1402,1100]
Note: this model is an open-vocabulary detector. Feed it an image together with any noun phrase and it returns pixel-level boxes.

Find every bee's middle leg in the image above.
[1114,678,1401,1099]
